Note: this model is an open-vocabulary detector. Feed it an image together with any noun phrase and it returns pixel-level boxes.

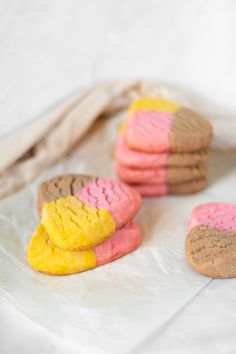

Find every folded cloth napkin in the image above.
[0,80,235,199]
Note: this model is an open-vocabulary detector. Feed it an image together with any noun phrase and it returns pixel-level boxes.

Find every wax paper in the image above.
[0,111,236,354]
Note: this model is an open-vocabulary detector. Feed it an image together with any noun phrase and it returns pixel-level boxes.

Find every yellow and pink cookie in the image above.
[38,174,141,250]
[123,97,213,153]
[185,203,236,278]
[28,221,141,275]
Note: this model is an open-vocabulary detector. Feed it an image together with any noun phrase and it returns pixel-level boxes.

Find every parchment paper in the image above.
[0,105,236,353]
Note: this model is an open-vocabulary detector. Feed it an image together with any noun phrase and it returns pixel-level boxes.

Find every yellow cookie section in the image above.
[128,97,180,115]
[28,224,96,275]
[42,196,116,251]
[119,121,127,134]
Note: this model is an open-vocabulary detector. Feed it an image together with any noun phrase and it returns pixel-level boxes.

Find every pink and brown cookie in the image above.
[115,136,208,169]
[27,175,142,275]
[128,178,207,196]
[116,163,207,185]
[123,97,213,153]
[185,203,236,278]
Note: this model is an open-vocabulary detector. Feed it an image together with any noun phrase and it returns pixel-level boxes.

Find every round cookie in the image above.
[129,178,207,196]
[38,174,141,229]
[186,203,236,278]
[115,136,208,169]
[116,163,207,185]
[124,97,213,153]
[28,221,141,275]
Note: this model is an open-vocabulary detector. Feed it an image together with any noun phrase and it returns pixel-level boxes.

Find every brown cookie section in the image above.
[170,107,213,152]
[185,225,236,278]
[166,164,207,184]
[37,174,93,216]
[168,177,207,194]
[167,149,208,167]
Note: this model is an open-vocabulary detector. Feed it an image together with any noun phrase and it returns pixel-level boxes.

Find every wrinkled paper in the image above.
[0,107,236,353]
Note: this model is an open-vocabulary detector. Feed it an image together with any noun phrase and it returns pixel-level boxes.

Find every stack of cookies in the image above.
[28,174,141,275]
[115,97,213,196]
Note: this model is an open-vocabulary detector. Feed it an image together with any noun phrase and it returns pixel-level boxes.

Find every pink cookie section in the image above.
[125,111,175,153]
[115,136,168,169]
[130,183,168,196]
[95,221,141,266]
[79,178,141,228]
[116,164,167,184]
[189,203,236,232]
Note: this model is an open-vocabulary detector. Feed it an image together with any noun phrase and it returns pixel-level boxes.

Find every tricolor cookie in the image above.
[38,174,141,250]
[123,97,213,153]
[115,136,208,169]
[185,203,236,278]
[27,175,142,275]
[28,221,141,275]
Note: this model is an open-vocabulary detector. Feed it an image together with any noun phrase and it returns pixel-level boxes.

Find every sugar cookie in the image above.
[124,97,213,153]
[38,174,141,229]
[115,136,208,169]
[116,163,207,185]
[28,221,141,275]
[129,178,207,196]
[186,203,236,278]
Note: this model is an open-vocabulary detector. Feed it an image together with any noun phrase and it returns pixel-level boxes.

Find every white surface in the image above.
[1,1,236,354]
[1,115,236,354]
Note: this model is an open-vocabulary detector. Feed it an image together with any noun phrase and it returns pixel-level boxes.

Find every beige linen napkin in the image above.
[0,80,235,199]
[0,81,136,199]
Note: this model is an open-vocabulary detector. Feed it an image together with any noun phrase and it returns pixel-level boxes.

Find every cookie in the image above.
[189,203,236,232]
[129,178,207,196]
[186,203,236,278]
[28,221,141,275]
[38,175,141,251]
[115,136,208,169]
[124,97,213,153]
[116,163,207,185]
[38,174,141,227]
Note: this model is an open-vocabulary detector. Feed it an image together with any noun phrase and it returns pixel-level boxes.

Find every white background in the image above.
[1,0,236,138]
[1,1,236,353]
